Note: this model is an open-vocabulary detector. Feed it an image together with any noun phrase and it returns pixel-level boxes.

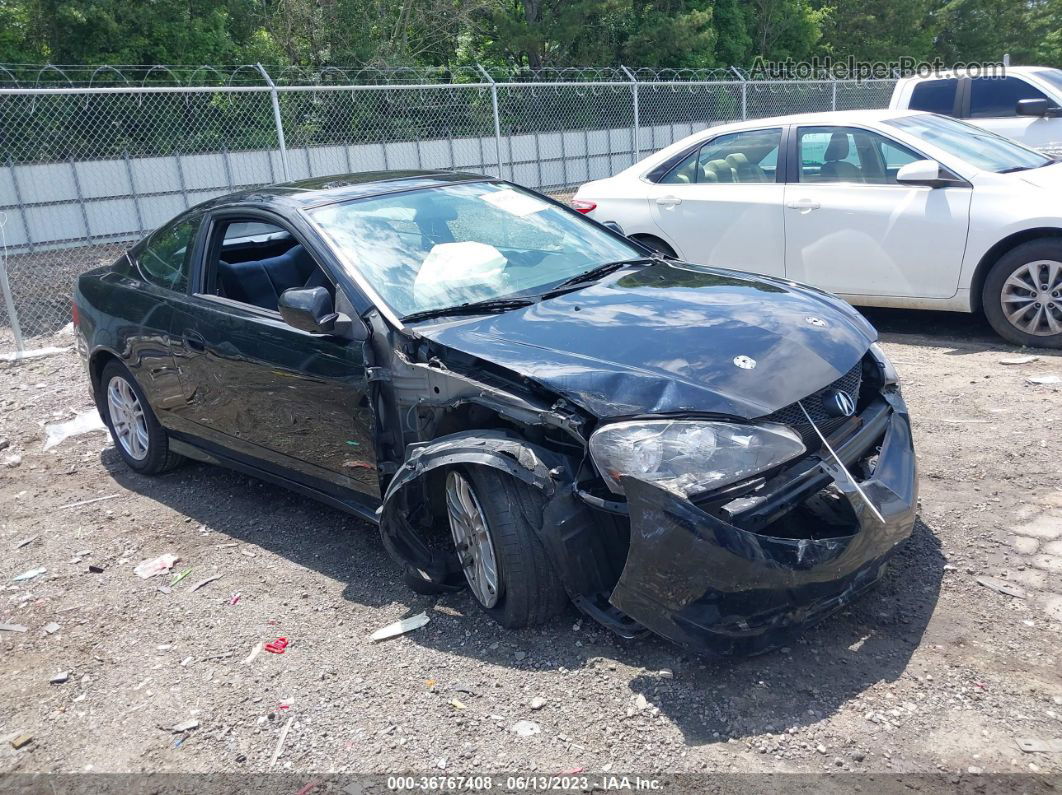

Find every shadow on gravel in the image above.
[859,306,1060,358]
[101,448,410,611]
[624,519,944,744]
[104,443,945,748]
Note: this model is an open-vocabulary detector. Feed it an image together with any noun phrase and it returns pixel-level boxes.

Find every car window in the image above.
[798,126,922,185]
[660,129,780,184]
[969,76,1049,118]
[136,216,199,291]
[909,79,958,115]
[309,181,642,319]
[205,219,333,313]
[885,113,1052,173]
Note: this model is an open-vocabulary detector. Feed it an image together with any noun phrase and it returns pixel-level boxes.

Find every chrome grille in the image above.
[762,360,863,449]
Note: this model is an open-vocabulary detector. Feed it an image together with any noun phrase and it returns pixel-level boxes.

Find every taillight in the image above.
[571,199,597,214]
[71,301,80,328]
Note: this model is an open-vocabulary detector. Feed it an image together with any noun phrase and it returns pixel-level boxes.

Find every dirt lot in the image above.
[0,309,1060,779]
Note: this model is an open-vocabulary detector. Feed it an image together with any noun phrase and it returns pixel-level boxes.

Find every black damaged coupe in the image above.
[74,171,918,655]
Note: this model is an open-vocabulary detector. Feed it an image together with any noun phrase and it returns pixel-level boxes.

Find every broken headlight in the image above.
[588,420,806,498]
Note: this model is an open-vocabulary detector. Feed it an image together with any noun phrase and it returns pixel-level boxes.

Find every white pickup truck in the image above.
[890,67,1062,155]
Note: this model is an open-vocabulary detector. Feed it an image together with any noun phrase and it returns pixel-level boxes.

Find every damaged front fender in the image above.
[609,407,919,656]
[377,430,568,589]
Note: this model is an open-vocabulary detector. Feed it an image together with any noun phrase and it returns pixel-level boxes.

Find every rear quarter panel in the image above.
[76,260,185,426]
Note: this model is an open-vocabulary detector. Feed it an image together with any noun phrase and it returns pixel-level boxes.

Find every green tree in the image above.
[746,0,826,60]
[816,0,933,63]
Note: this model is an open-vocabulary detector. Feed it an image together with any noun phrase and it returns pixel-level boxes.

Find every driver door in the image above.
[167,209,378,498]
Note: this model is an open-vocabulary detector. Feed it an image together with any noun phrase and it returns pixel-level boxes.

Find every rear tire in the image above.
[445,467,568,628]
[99,360,184,475]
[982,240,1062,348]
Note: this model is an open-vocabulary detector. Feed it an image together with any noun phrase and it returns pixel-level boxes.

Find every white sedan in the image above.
[572,109,1062,347]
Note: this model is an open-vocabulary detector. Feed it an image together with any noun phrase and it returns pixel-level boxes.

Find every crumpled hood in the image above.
[416,262,877,419]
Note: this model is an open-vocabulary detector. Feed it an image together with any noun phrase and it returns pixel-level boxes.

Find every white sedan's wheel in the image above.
[984,241,1062,349]
[999,259,1062,337]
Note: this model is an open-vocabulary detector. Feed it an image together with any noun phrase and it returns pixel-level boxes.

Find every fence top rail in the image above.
[0,77,897,97]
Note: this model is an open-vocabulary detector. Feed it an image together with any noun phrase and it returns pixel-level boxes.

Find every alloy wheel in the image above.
[106,375,150,460]
[1000,260,1062,336]
[445,471,501,608]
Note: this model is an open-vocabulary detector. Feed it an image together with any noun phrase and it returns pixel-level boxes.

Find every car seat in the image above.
[726,152,767,182]
[819,132,863,182]
[217,244,320,311]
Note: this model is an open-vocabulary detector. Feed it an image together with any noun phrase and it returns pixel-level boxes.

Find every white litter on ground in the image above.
[43,410,105,451]
[0,346,71,363]
[370,612,430,642]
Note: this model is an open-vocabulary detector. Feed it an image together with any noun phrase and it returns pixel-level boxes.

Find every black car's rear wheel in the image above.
[444,467,568,628]
[983,240,1062,348]
[100,360,184,475]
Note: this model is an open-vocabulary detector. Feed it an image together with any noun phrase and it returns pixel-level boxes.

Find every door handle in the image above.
[182,330,207,352]
[655,196,682,207]
[785,198,821,211]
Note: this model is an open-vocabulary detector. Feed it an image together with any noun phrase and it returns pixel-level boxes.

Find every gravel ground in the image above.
[0,308,1060,778]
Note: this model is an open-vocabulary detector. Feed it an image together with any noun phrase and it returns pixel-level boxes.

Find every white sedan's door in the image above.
[783,125,972,299]
[646,127,786,278]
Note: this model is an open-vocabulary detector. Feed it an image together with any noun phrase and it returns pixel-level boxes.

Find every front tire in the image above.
[100,360,184,475]
[983,240,1062,348]
[444,467,568,628]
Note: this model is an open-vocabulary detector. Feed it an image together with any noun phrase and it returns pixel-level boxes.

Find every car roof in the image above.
[897,66,1057,82]
[193,170,492,213]
[714,108,920,130]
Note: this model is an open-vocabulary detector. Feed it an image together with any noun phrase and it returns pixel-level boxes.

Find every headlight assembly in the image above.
[588,420,806,497]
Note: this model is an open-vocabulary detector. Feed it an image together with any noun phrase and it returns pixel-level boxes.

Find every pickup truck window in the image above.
[909,79,958,115]
[969,76,1049,118]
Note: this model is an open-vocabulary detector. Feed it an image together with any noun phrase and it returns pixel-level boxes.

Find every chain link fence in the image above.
[0,65,897,352]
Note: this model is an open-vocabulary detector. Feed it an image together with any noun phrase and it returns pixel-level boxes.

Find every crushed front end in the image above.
[597,349,919,655]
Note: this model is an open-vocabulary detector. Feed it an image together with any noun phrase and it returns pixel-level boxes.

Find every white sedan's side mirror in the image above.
[896,159,952,187]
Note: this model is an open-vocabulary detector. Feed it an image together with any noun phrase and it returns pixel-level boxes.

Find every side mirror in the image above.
[278,286,339,333]
[1017,98,1051,117]
[896,159,951,188]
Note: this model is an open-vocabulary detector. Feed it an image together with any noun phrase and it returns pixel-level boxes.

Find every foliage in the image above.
[0,0,1057,71]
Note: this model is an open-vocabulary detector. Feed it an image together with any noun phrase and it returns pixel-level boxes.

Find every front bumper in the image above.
[608,393,918,656]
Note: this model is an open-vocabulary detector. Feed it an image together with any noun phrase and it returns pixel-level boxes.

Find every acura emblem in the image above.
[805,316,827,327]
[733,355,756,370]
[821,388,856,418]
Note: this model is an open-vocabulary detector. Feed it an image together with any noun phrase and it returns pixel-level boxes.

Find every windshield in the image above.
[308,181,642,319]
[1033,68,1062,95]
[885,113,1053,173]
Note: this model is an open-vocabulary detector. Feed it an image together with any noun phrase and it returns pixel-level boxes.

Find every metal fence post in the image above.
[621,66,640,162]
[831,77,838,111]
[0,214,24,355]
[256,63,290,182]
[730,66,747,120]
[477,65,506,180]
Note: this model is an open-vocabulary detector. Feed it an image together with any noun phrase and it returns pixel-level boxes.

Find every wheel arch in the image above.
[970,228,1062,312]
[629,232,678,258]
[88,347,123,408]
